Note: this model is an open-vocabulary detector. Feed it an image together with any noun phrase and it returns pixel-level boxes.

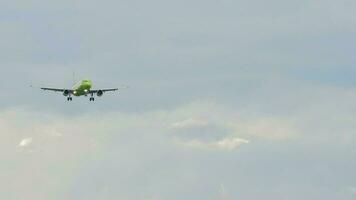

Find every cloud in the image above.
[18,137,33,147]
[215,137,250,150]
[230,117,299,140]
[171,118,209,129]
[0,101,299,159]
[181,137,249,151]
[1,94,354,199]
[347,186,356,194]
[219,183,227,197]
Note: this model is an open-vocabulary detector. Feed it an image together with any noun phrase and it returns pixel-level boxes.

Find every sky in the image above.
[0,0,356,199]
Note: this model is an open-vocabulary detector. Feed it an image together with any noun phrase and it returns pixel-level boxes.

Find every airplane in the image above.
[40,79,125,101]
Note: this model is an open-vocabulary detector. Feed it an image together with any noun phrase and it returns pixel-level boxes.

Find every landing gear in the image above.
[89,93,95,101]
[67,97,73,101]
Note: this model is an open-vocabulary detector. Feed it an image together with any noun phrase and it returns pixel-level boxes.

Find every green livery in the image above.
[72,80,92,96]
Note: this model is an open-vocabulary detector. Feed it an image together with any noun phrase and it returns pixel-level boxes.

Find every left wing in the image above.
[89,85,129,94]
[89,88,118,94]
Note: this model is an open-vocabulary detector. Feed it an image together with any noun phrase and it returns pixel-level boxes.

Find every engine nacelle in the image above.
[97,90,104,97]
[63,90,70,96]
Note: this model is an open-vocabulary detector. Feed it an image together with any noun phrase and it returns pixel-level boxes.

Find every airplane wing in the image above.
[40,87,72,92]
[89,88,119,94]
[89,86,129,94]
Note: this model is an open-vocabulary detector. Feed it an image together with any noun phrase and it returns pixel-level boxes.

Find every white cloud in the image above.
[230,117,299,140]
[347,186,356,194]
[171,118,209,129]
[0,94,355,199]
[219,183,227,197]
[181,137,249,151]
[18,138,32,147]
[215,137,249,150]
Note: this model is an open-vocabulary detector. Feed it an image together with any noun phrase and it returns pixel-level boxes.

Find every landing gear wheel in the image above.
[89,97,95,101]
[67,97,73,101]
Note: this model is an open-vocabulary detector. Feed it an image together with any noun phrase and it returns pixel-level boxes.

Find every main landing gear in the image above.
[89,93,95,101]
[67,97,73,101]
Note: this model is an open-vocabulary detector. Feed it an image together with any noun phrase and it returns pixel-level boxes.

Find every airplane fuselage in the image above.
[72,79,92,96]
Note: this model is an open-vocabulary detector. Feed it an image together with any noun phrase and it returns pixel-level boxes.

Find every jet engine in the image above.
[97,90,104,97]
[63,90,70,96]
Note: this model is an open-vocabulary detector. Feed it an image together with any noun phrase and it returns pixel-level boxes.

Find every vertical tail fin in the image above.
[72,71,76,86]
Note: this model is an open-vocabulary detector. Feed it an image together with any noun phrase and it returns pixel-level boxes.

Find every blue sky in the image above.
[0,0,356,199]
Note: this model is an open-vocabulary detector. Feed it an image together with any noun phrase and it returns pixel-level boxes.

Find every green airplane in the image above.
[40,79,123,101]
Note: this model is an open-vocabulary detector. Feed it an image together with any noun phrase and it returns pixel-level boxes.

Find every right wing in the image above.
[40,87,72,93]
